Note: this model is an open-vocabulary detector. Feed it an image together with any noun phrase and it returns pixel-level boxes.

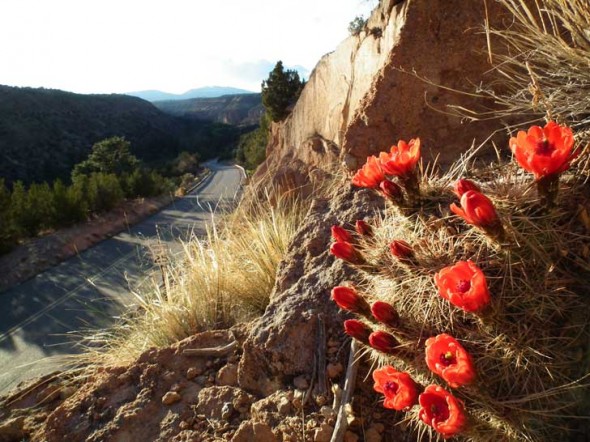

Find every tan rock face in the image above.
[253,0,520,194]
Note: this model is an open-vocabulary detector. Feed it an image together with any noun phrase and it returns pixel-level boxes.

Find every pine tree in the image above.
[73,136,140,178]
[261,61,305,122]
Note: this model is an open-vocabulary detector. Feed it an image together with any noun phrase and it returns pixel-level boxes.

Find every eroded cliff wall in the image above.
[254,0,515,191]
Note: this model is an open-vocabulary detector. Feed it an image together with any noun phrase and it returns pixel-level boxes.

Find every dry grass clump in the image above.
[351,156,590,441]
[78,190,306,367]
[474,0,590,151]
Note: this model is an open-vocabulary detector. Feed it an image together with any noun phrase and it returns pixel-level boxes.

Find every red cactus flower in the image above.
[418,385,466,438]
[352,155,386,188]
[425,333,476,388]
[389,240,414,261]
[450,190,500,229]
[379,179,403,202]
[331,225,352,243]
[509,121,575,180]
[434,260,490,313]
[379,138,421,178]
[331,286,370,315]
[344,319,372,344]
[373,366,418,411]
[330,241,363,264]
[371,301,399,328]
[369,330,400,355]
[355,220,373,237]
[453,179,481,198]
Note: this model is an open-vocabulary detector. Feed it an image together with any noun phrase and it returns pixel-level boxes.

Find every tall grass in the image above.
[466,1,590,134]
[80,190,306,366]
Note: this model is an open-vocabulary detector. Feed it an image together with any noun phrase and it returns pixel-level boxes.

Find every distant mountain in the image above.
[154,93,264,126]
[0,85,243,185]
[126,86,256,102]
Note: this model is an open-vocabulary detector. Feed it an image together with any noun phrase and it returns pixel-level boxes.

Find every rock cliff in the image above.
[254,0,517,192]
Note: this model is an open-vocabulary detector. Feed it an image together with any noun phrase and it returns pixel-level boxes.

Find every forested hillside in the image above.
[0,85,242,185]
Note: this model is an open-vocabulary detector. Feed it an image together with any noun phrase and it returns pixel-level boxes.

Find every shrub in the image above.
[348,16,367,36]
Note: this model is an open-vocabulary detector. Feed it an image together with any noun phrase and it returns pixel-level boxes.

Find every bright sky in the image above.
[0,0,378,95]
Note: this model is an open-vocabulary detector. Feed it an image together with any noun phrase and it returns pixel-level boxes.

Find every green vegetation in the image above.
[0,137,173,255]
[261,61,305,122]
[235,62,305,171]
[0,85,244,186]
[235,114,270,172]
[348,15,367,36]
[72,137,139,177]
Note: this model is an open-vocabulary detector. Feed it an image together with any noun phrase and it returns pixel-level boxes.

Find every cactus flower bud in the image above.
[331,225,352,243]
[369,330,400,355]
[453,179,481,198]
[371,301,399,328]
[330,241,363,264]
[355,220,373,237]
[344,319,372,344]
[331,286,370,315]
[389,240,414,261]
[379,179,403,202]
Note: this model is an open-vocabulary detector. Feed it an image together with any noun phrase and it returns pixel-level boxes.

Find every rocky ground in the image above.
[0,187,412,442]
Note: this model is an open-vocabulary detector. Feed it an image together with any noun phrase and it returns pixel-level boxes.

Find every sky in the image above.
[0,0,378,95]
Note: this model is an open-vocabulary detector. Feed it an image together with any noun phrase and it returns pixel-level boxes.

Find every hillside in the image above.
[0,85,241,185]
[154,93,263,126]
[126,86,255,102]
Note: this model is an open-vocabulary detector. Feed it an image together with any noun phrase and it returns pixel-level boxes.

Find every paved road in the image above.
[0,162,243,394]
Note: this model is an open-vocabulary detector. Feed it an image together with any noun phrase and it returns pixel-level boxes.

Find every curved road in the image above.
[0,162,243,394]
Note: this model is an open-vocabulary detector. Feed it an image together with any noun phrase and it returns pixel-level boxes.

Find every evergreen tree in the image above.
[73,136,140,178]
[9,181,38,237]
[261,61,305,122]
[86,173,124,213]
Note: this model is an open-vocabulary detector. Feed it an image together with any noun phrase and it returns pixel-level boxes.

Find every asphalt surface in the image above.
[0,162,244,394]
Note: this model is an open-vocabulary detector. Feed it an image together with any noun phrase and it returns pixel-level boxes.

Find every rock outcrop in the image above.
[254,0,518,192]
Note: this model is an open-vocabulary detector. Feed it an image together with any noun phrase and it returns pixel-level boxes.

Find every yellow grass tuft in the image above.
[77,189,306,367]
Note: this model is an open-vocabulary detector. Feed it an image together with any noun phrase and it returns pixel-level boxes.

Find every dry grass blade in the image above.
[75,189,307,367]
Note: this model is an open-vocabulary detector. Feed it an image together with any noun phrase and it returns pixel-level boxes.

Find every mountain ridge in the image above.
[126,86,256,102]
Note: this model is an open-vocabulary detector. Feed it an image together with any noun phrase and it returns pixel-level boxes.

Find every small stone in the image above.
[60,386,76,400]
[186,367,202,380]
[344,431,359,442]
[216,363,238,386]
[293,375,309,390]
[364,428,382,442]
[326,362,344,379]
[320,406,336,420]
[162,391,182,405]
[315,394,328,407]
[232,421,277,442]
[179,421,190,430]
[221,402,233,420]
[277,396,291,414]
[313,422,333,442]
[171,383,182,392]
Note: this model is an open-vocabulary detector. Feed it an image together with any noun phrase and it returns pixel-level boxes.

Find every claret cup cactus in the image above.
[331,126,590,441]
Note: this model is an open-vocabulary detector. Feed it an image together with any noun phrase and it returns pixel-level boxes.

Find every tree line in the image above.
[0,137,172,254]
